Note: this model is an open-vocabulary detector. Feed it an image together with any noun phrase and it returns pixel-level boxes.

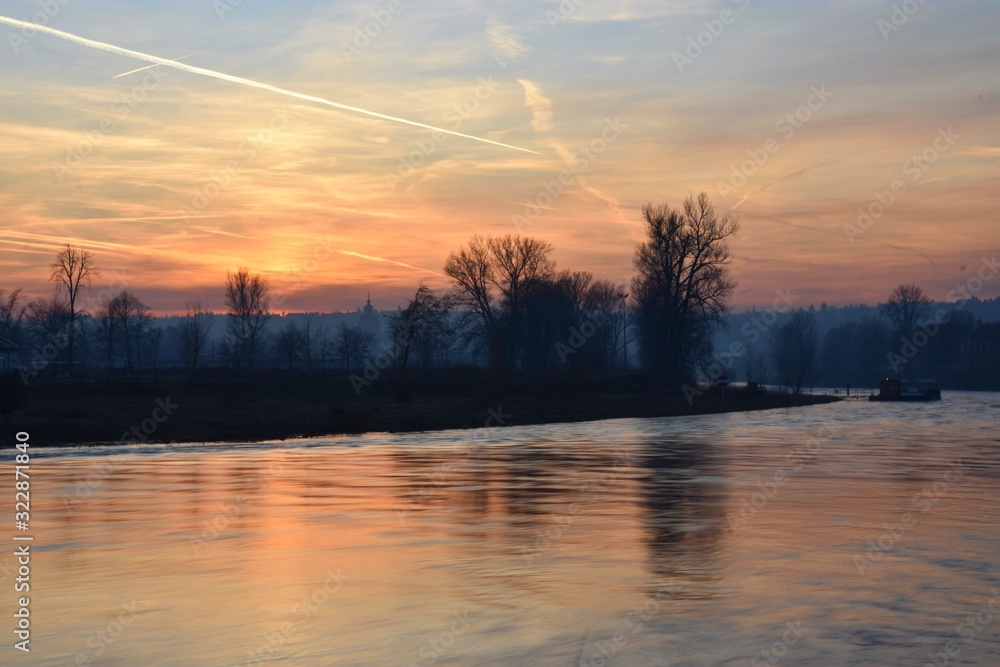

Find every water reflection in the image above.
[12,393,1000,666]
[639,439,726,599]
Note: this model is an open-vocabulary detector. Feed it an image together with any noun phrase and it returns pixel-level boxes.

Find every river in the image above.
[9,392,1000,666]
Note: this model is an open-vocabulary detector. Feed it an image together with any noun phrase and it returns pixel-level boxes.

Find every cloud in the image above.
[517,79,554,134]
[485,17,528,67]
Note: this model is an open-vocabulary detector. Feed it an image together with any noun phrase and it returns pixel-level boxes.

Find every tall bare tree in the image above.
[632,193,739,382]
[49,244,99,368]
[224,268,271,372]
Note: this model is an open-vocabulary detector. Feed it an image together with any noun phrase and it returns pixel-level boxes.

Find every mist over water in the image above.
[14,393,1000,666]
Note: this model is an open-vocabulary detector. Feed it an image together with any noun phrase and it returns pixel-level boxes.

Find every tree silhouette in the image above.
[100,289,152,373]
[881,284,929,342]
[631,193,738,383]
[224,268,271,373]
[444,234,554,372]
[771,310,818,395]
[49,244,99,369]
[0,285,26,343]
[333,322,373,371]
[179,299,213,378]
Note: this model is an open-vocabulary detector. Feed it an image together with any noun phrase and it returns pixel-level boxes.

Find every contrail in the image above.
[336,249,445,277]
[113,36,249,78]
[0,16,542,156]
[113,48,205,78]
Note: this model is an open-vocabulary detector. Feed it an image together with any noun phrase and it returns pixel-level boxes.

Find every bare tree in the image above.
[179,299,213,378]
[387,284,454,374]
[272,320,307,370]
[583,278,629,371]
[632,193,739,382]
[0,285,27,343]
[881,284,930,342]
[444,234,554,371]
[224,268,271,372]
[25,296,71,370]
[49,244,99,368]
[334,322,374,371]
[771,310,818,395]
[102,289,152,372]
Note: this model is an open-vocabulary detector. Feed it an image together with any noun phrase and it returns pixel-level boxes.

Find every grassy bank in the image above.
[0,369,840,446]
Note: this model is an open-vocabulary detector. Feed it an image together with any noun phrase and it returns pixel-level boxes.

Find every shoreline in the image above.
[2,374,841,447]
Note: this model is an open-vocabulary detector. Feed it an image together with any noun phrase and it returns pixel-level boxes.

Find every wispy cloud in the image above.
[518,79,553,134]
[486,17,528,67]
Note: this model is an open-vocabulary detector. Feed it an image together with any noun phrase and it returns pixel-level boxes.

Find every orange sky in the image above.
[1,1,998,313]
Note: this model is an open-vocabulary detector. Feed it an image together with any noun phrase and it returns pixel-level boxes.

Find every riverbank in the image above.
[1,370,840,446]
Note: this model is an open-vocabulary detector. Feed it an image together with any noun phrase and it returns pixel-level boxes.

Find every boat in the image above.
[869,378,941,401]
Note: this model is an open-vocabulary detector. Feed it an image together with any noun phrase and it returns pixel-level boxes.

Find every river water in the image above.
[9,392,1000,666]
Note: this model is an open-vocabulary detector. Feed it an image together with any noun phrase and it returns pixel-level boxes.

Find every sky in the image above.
[1,0,998,314]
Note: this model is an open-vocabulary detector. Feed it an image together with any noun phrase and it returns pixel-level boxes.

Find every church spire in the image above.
[367,291,371,307]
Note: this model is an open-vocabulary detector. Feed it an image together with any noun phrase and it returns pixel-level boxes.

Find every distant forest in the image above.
[3,193,999,395]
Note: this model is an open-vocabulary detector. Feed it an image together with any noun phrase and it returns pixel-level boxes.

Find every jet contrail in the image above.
[336,249,445,277]
[113,48,205,78]
[113,36,250,78]
[0,16,542,156]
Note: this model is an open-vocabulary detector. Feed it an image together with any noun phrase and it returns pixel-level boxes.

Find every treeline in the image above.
[3,194,742,390]
[717,284,999,392]
[3,194,995,394]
